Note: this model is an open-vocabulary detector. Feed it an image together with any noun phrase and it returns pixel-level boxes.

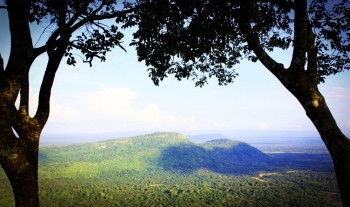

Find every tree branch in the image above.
[34,34,69,124]
[7,0,33,67]
[290,0,308,70]
[19,74,29,115]
[33,45,49,58]
[66,4,87,28]
[33,1,122,124]
[70,42,106,66]
[256,0,294,9]
[306,21,318,76]
[31,7,83,61]
[69,5,131,33]
[91,21,108,31]
[239,0,285,77]
[92,11,127,21]
[34,2,87,56]
[41,1,107,54]
[0,53,4,73]
[2,0,34,108]
[34,51,62,125]
[69,3,107,33]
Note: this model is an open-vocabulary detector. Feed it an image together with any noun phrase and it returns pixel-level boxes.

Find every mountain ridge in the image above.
[1,132,338,207]
[39,132,273,175]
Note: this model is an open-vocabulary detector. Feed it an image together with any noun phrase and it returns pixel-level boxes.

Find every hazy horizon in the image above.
[39,129,327,145]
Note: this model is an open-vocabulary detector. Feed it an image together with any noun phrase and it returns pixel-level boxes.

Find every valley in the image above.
[0,132,341,206]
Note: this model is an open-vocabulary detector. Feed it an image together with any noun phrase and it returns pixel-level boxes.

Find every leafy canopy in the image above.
[119,0,350,86]
[21,0,127,67]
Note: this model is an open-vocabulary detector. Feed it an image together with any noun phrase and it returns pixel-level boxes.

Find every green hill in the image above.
[39,132,271,175]
[39,132,190,177]
[158,138,272,174]
[0,132,341,207]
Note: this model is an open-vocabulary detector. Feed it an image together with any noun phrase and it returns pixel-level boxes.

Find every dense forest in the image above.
[0,132,341,206]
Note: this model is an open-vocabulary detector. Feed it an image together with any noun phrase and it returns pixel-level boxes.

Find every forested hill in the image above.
[1,132,339,206]
[39,132,271,174]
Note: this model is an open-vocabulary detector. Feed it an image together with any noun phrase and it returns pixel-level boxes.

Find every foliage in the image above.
[37,170,341,207]
[30,0,127,66]
[38,133,273,175]
[0,133,341,207]
[158,139,272,174]
[119,0,350,85]
[308,0,350,80]
[0,0,128,67]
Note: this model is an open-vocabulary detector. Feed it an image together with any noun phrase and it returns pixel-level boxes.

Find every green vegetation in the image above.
[0,132,341,206]
[159,139,272,174]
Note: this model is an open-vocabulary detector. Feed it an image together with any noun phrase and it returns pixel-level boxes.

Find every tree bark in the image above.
[238,1,350,205]
[0,102,42,207]
[286,82,350,206]
[0,50,65,207]
[0,1,41,205]
[1,141,40,207]
[0,84,42,207]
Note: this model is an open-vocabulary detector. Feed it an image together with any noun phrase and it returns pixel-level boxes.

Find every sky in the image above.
[0,7,350,143]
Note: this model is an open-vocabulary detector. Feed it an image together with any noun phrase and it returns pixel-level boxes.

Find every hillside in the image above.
[158,138,272,174]
[39,132,271,175]
[1,132,340,207]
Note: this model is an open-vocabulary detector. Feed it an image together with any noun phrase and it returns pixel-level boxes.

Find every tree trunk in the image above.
[0,116,41,207]
[0,80,42,207]
[238,1,349,204]
[287,83,350,206]
[2,150,39,207]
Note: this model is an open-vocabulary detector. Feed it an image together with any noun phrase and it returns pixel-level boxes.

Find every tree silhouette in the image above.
[1,0,349,206]
[120,0,350,205]
[0,1,127,206]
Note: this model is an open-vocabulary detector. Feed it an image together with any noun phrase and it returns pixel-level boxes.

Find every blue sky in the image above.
[1,8,350,141]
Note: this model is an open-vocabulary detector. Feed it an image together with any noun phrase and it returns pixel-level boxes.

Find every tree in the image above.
[0,0,126,206]
[120,0,350,205]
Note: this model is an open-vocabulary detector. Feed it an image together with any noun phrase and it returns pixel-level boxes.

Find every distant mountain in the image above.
[39,132,272,175]
[187,133,227,143]
[159,138,272,174]
[2,133,338,207]
[203,139,272,167]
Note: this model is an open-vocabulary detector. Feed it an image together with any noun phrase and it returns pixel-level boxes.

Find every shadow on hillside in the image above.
[157,143,273,175]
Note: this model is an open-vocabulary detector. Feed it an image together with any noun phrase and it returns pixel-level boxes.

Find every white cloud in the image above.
[74,88,164,125]
[49,98,76,121]
[181,115,196,126]
[324,87,350,99]
[44,87,203,133]
[259,122,270,130]
[76,87,139,119]
[34,83,344,134]
[25,87,76,121]
[138,104,161,124]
